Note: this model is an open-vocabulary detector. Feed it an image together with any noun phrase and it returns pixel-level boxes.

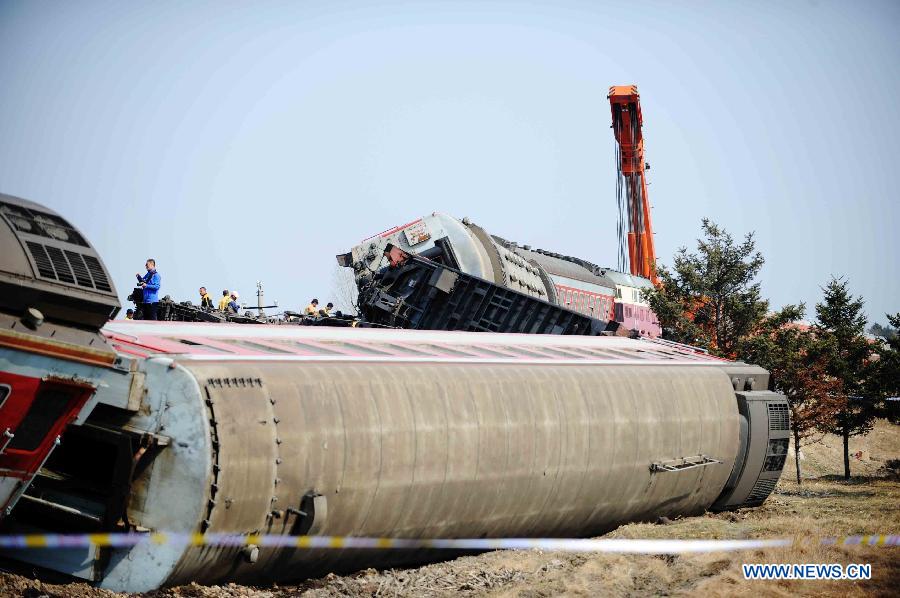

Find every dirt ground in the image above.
[2,420,898,598]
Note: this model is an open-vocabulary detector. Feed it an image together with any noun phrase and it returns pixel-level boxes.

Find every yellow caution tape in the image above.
[0,533,897,552]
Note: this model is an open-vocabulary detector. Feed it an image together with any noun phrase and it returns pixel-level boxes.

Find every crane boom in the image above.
[608,85,658,285]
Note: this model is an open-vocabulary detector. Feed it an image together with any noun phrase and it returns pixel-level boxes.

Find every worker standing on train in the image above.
[199,287,214,310]
[218,289,230,311]
[227,291,241,313]
[135,259,161,320]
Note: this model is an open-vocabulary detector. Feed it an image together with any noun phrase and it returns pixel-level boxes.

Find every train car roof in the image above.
[600,270,654,289]
[102,320,725,365]
[505,246,616,291]
[493,237,651,292]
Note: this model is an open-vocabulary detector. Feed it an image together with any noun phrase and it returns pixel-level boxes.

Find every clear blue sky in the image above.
[1,1,897,323]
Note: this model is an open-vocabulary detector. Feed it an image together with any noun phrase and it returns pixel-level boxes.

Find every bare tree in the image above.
[329,264,359,315]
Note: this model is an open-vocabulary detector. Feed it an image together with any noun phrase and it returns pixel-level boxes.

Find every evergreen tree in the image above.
[644,219,767,357]
[881,313,900,398]
[869,312,900,421]
[812,278,878,480]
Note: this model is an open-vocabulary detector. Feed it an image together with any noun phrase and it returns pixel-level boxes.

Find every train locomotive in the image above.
[0,194,788,592]
[0,194,121,519]
[346,213,661,337]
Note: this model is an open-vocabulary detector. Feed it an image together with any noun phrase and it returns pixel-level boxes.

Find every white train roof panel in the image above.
[102,321,725,365]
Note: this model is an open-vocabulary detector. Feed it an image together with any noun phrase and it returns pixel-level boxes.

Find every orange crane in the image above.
[608,85,658,285]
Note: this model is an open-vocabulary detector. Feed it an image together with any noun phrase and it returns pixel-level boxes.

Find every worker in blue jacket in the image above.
[136,258,161,320]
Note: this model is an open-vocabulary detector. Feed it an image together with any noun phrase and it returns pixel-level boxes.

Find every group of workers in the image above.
[205,288,241,313]
[124,258,336,322]
[304,298,334,317]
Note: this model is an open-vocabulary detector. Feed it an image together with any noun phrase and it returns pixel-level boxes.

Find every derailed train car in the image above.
[346,213,661,337]
[0,195,788,592]
[0,194,121,519]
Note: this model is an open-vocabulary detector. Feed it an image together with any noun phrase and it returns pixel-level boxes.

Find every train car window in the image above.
[219,339,294,354]
[293,342,346,356]
[0,384,9,410]
[529,346,584,359]
[605,348,657,360]
[7,386,73,452]
[499,346,557,359]
[385,344,436,356]
[552,346,600,359]
[318,342,392,356]
[570,347,617,359]
[465,346,517,358]
[421,345,478,357]
[170,338,234,353]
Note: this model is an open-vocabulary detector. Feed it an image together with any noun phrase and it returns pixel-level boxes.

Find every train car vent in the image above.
[82,255,111,292]
[0,201,88,247]
[64,250,93,288]
[767,403,789,431]
[746,477,778,503]
[45,246,75,284]
[24,240,113,293]
[25,241,57,279]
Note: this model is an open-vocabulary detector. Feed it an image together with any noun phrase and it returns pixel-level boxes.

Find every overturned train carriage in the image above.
[0,195,789,592]
[8,324,788,591]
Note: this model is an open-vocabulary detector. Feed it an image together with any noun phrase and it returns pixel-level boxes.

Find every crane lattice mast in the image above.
[608,85,658,285]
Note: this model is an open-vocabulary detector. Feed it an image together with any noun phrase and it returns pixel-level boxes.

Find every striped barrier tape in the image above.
[0,533,897,552]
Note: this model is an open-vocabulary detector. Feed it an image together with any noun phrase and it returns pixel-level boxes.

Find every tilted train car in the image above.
[346,213,661,337]
[0,194,121,519]
[0,196,787,592]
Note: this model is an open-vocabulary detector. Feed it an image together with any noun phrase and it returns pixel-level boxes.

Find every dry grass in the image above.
[2,422,898,597]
